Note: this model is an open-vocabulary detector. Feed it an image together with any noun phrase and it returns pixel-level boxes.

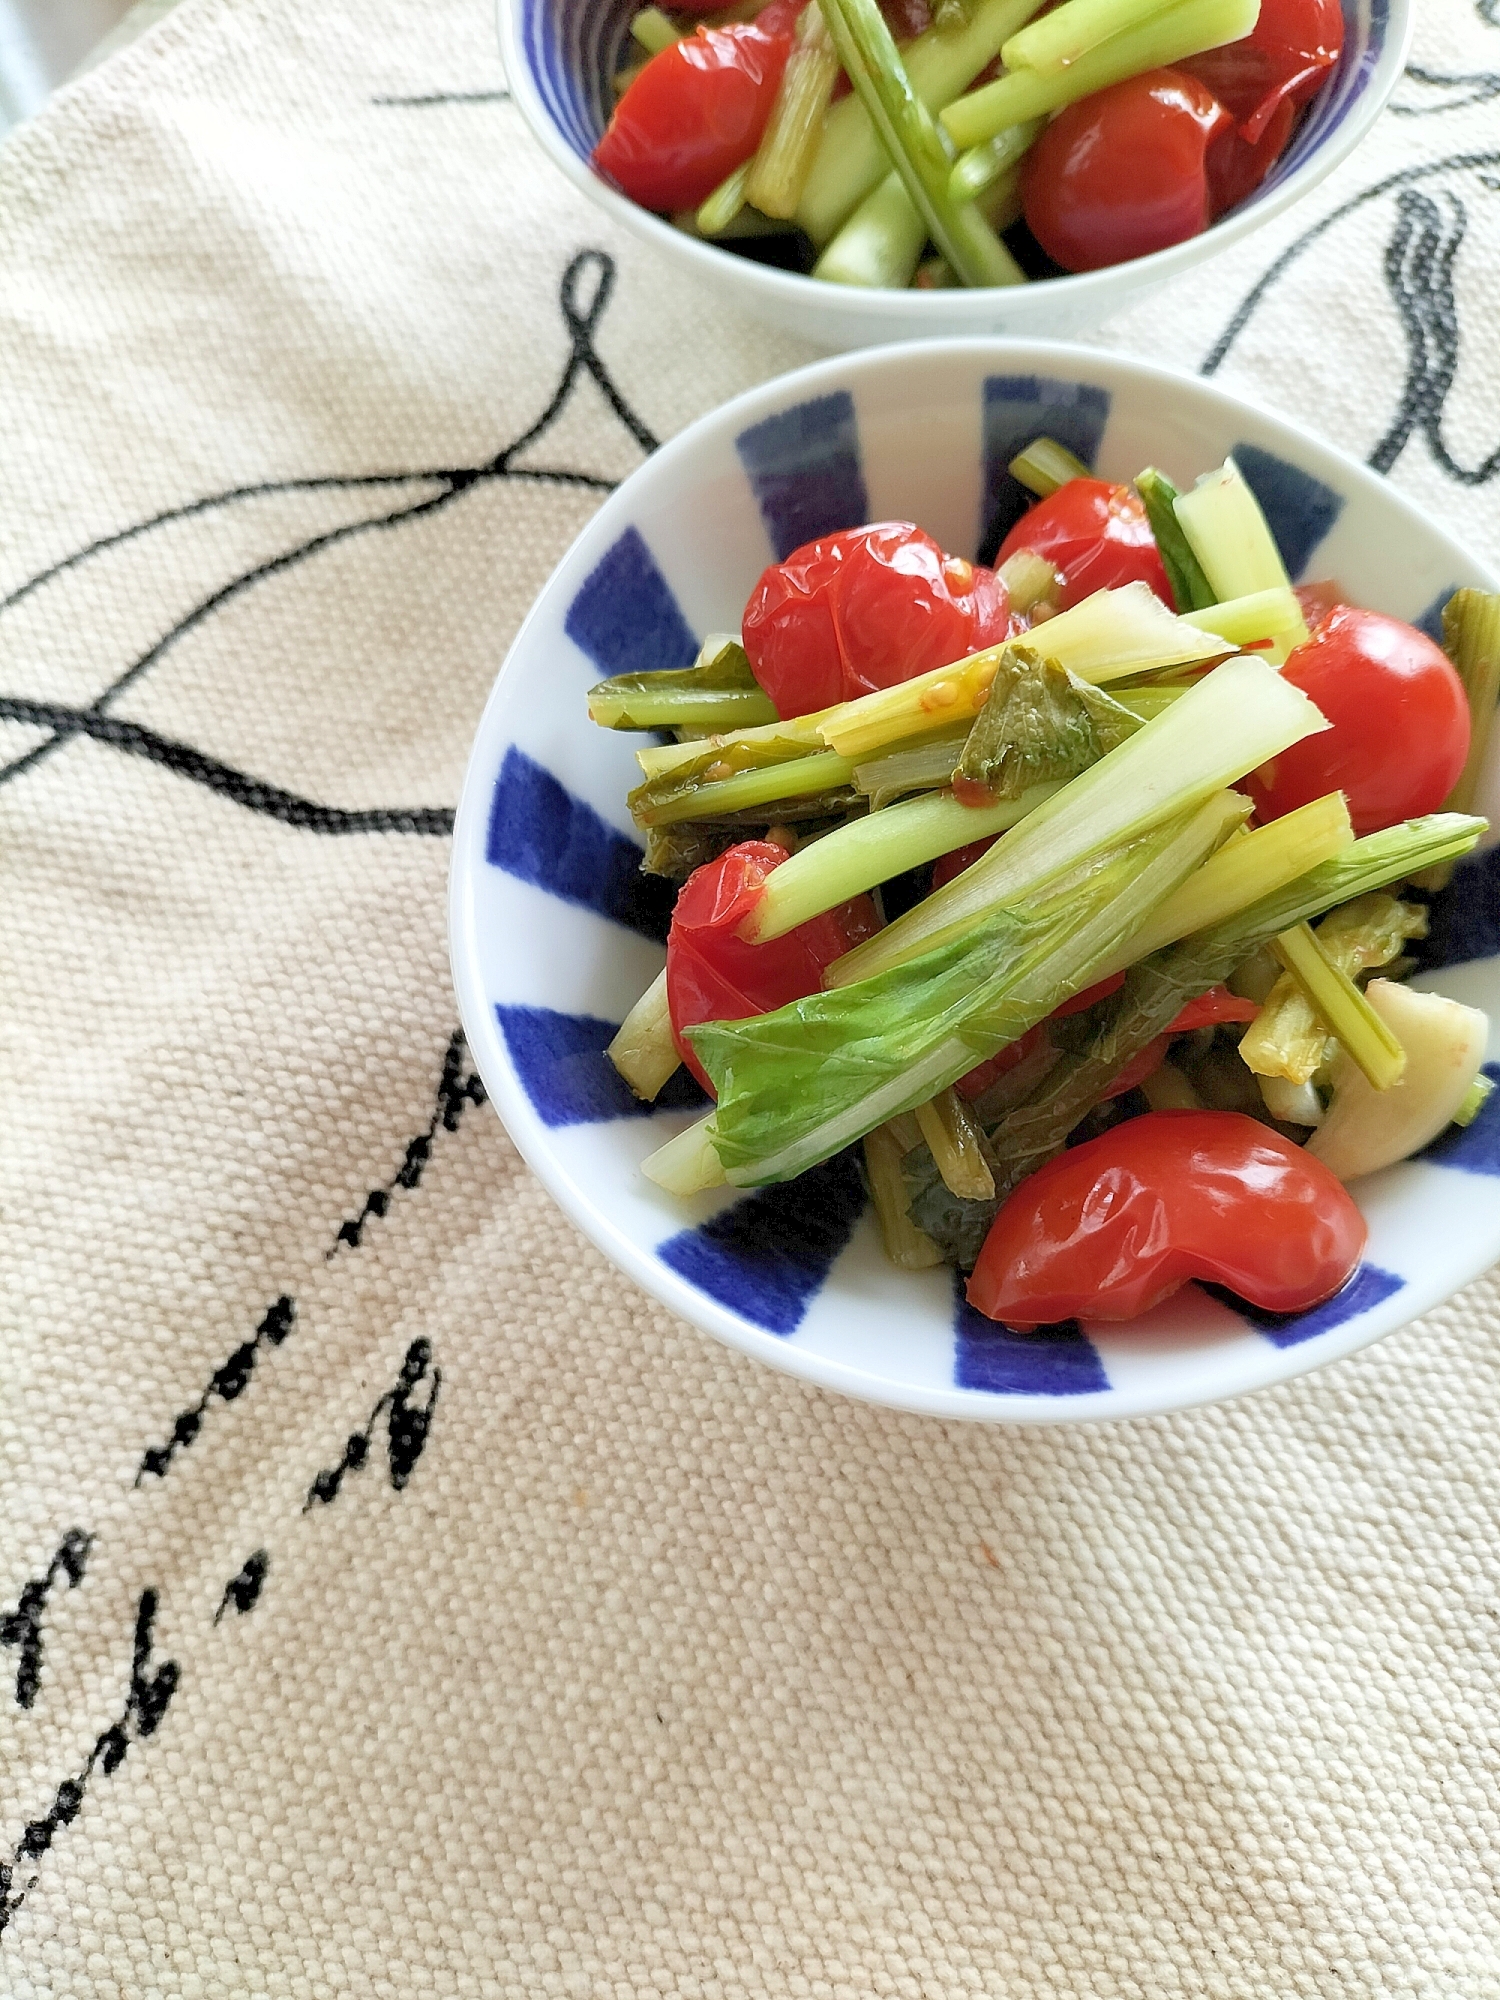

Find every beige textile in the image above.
[2,1,1499,1993]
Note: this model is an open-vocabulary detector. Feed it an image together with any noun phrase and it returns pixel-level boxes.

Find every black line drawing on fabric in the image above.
[0,1592,178,1937]
[303,1340,441,1512]
[136,1296,297,1485]
[134,1031,483,1484]
[215,1552,270,1626]
[370,89,511,106]
[1393,64,1500,116]
[330,1030,487,1255]
[1201,151,1500,487]
[0,249,656,821]
[1,1532,92,1711]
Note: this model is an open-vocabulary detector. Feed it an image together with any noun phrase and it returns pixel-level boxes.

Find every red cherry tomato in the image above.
[741,523,1012,719]
[1247,606,1470,836]
[967,1110,1367,1326]
[930,837,997,892]
[593,0,799,214]
[1021,69,1234,275]
[996,478,1173,611]
[665,841,880,1093]
[1184,0,1343,145]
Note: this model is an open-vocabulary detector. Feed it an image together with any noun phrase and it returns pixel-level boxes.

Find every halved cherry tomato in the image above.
[593,0,799,215]
[1188,0,1344,214]
[1020,70,1234,275]
[967,1109,1367,1326]
[665,841,880,1093]
[996,478,1173,611]
[1184,0,1343,145]
[741,523,1012,718]
[1247,607,1470,836]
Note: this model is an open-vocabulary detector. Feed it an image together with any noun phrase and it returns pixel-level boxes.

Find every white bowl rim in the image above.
[495,0,1416,332]
[450,334,1498,1424]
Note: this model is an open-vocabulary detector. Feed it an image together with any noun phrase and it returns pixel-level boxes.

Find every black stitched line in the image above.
[0,699,456,833]
[370,89,511,106]
[136,1297,296,1484]
[1,1532,92,1710]
[0,250,654,819]
[329,1029,486,1255]
[303,1340,441,1511]
[1392,63,1500,115]
[1201,148,1500,379]
[0,1592,177,1937]
[214,1552,269,1626]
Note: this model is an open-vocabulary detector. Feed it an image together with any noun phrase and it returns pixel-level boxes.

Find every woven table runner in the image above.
[2,1,1498,1992]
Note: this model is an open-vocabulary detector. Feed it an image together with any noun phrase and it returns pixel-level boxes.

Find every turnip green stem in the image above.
[607,970,681,1101]
[748,3,842,218]
[1008,433,1092,498]
[818,0,1025,287]
[814,169,931,287]
[1270,923,1407,1091]
[1002,0,1183,74]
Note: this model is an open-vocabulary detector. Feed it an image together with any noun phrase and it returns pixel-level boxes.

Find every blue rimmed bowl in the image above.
[498,0,1412,349]
[450,340,1500,1422]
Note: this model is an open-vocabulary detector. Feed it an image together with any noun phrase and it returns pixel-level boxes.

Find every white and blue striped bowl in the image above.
[450,340,1499,1421]
[498,0,1412,349]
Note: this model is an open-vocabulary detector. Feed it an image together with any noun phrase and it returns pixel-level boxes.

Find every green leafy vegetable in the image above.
[1238,893,1427,1087]
[1134,467,1216,613]
[588,636,779,733]
[984,815,1486,1202]
[954,645,1143,803]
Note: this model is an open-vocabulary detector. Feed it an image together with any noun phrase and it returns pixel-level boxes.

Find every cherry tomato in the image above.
[665,841,880,1093]
[1205,93,1297,217]
[741,523,1013,719]
[1184,0,1343,145]
[1247,607,1470,836]
[996,478,1173,611]
[930,837,997,892]
[593,0,799,214]
[1021,70,1234,275]
[967,1110,1367,1326]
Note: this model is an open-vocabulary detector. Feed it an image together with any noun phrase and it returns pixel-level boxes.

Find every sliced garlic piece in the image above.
[1305,980,1489,1181]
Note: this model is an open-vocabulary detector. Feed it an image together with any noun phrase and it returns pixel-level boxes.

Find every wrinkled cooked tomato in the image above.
[967,1110,1367,1326]
[1247,606,1470,835]
[741,522,1012,718]
[996,478,1173,610]
[1021,70,1234,274]
[593,0,799,214]
[1183,0,1344,144]
[665,841,880,1093]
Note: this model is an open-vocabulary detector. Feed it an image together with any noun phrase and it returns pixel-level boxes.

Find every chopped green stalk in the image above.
[1008,435,1093,499]
[631,746,858,825]
[976,160,1026,231]
[630,6,683,53]
[915,1088,996,1199]
[697,160,753,236]
[588,634,780,732]
[828,653,1322,986]
[1114,687,1187,719]
[818,644,1012,758]
[1258,1074,1324,1126]
[1104,791,1354,970]
[998,580,1235,685]
[636,708,827,780]
[942,0,1257,151]
[1001,0,1182,72]
[797,0,1047,243]
[1239,890,1426,1085]
[1142,1060,1203,1113]
[818,0,1026,287]
[854,726,970,806]
[1439,588,1500,815]
[865,1123,947,1267]
[607,970,681,1101]
[1456,1074,1495,1128]
[641,1112,728,1195]
[1181,586,1305,649]
[693,800,1231,1184]
[954,646,1143,802]
[984,814,1488,1201]
[1414,588,1500,890]
[672,205,797,241]
[1173,458,1310,656]
[948,114,1044,201]
[1269,922,1407,1091]
[1134,467,1216,612]
[748,2,842,218]
[814,169,931,287]
[743,780,1064,940]
[997,547,1060,614]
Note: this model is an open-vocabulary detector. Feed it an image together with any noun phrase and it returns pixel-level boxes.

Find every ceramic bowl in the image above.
[498,0,1412,349]
[449,339,1500,1422]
